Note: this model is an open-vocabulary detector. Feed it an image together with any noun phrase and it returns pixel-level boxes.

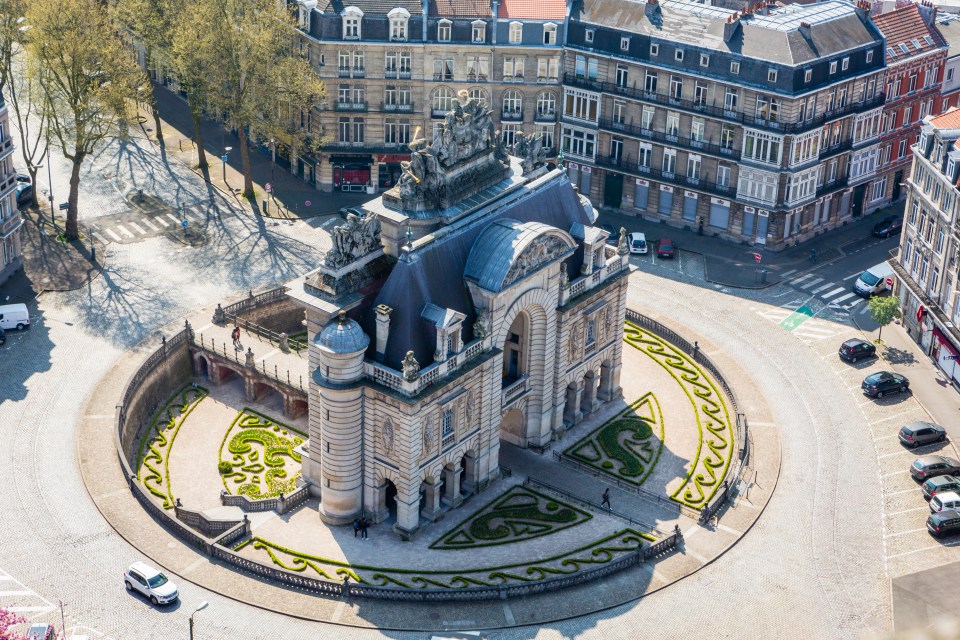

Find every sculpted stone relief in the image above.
[402,351,420,381]
[423,413,437,454]
[568,320,582,364]
[511,131,547,175]
[503,236,570,288]
[381,418,394,455]
[325,212,382,269]
[473,310,491,339]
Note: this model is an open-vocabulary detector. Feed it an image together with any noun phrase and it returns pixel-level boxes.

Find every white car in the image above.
[930,491,960,513]
[628,232,648,254]
[123,562,179,605]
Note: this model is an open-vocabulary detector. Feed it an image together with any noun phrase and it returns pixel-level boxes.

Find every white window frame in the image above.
[543,23,557,45]
[342,6,363,39]
[509,21,523,44]
[388,8,410,41]
[620,37,630,51]
[471,20,485,43]
[437,18,451,42]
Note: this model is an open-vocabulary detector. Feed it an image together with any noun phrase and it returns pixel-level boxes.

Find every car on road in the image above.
[16,173,30,183]
[337,206,363,220]
[599,223,618,246]
[861,371,909,398]
[123,561,179,605]
[628,232,648,254]
[656,237,675,258]
[838,338,876,363]
[911,455,960,481]
[899,421,947,448]
[927,509,960,537]
[854,262,894,297]
[872,215,904,239]
[930,491,960,513]
[920,476,960,500]
[15,182,32,207]
[25,624,55,640]
[922,475,960,501]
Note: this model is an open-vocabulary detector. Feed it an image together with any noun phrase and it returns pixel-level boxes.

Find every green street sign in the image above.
[780,305,814,332]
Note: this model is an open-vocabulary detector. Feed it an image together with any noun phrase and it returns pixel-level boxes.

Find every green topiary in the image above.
[218,461,233,474]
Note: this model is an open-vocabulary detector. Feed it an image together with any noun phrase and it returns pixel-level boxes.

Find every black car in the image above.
[15,182,32,207]
[599,223,618,246]
[872,215,903,239]
[927,509,960,537]
[899,421,947,448]
[338,206,363,220]
[838,338,876,363]
[862,371,910,398]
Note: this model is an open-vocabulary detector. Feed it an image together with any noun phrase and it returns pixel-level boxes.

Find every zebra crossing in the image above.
[89,204,216,245]
[0,567,56,618]
[752,301,851,344]
[781,270,866,311]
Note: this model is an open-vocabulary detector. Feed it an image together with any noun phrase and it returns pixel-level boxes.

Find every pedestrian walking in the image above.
[360,517,369,539]
[601,488,611,509]
[353,518,360,538]
[693,341,699,358]
[809,248,817,263]
[232,326,241,349]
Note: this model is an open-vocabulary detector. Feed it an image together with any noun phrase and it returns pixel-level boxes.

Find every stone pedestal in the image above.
[420,480,444,521]
[441,463,463,509]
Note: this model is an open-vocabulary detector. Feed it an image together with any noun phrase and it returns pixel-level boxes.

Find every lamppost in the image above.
[269,139,276,184]
[45,144,54,225]
[222,146,232,184]
[189,600,208,640]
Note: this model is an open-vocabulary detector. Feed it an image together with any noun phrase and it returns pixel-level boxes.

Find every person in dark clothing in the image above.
[360,517,369,539]
[353,518,360,538]
[601,488,611,509]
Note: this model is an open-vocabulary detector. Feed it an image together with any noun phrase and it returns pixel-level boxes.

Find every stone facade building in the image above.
[286,97,628,537]
[872,4,948,209]
[0,94,21,287]
[293,0,566,192]
[893,108,960,384]
[560,0,888,250]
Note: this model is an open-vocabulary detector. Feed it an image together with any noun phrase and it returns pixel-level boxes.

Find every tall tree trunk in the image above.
[27,167,39,209]
[65,156,83,240]
[238,125,253,198]
[144,49,164,146]
[189,96,207,168]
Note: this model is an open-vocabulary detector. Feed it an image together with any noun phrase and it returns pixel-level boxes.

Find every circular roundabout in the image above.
[82,308,779,631]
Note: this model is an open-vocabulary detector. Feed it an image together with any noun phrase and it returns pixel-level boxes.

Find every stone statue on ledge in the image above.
[324,211,382,269]
[511,132,546,175]
[402,350,420,381]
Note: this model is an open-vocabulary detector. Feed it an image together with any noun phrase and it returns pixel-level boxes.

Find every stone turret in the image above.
[310,311,370,525]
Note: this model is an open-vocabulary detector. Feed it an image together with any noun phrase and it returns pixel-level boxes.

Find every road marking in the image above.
[811,283,835,294]
[790,274,815,285]
[887,538,960,559]
[781,269,798,277]
[819,287,845,299]
[93,232,109,244]
[165,213,181,225]
[799,277,824,290]
[874,434,899,441]
[115,224,135,238]
[105,229,122,242]
[832,292,858,304]
[879,450,913,459]
[0,590,35,597]
[779,305,814,332]
[883,527,928,538]
[882,469,910,478]
[843,271,862,281]
[883,487,919,496]
[127,221,147,235]
[153,215,170,227]
[886,506,928,516]
[141,218,159,231]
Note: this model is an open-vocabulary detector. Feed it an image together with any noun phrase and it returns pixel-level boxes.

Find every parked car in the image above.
[0,303,30,331]
[25,624,55,640]
[927,509,960,537]
[123,562,179,605]
[930,491,960,513]
[838,338,876,363]
[337,206,364,220]
[911,455,960,481]
[656,237,675,258]
[16,173,30,183]
[899,421,947,448]
[628,232,648,255]
[922,475,960,501]
[854,261,894,297]
[15,182,32,207]
[599,223,618,246]
[872,215,903,239]
[862,371,909,398]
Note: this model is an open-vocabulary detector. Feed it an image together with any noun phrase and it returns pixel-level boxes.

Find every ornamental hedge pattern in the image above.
[247,528,652,589]
[623,322,733,509]
[136,385,208,509]
[219,409,306,500]
[564,393,664,487]
[429,486,592,550]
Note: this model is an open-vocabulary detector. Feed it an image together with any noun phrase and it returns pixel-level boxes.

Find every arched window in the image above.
[543,22,557,45]
[537,91,556,116]
[502,90,522,115]
[388,8,410,41]
[342,6,363,39]
[471,20,486,43]
[509,21,523,44]
[469,88,488,107]
[438,19,452,42]
[433,87,454,112]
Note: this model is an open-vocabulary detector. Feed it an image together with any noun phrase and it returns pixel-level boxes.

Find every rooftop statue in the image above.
[325,211,383,269]
[511,132,546,175]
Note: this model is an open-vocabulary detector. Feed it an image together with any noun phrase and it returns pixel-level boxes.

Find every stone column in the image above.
[370,162,380,191]
[582,373,599,414]
[566,380,584,425]
[244,376,256,402]
[441,463,463,509]
[420,479,443,521]
[371,481,390,524]
[393,485,421,540]
[598,362,622,402]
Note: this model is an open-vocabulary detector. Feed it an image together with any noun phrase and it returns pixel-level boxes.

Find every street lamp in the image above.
[222,146,232,185]
[45,143,54,225]
[189,600,208,640]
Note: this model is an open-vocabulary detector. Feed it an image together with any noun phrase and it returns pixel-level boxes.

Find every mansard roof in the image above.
[873,5,947,64]
[464,219,576,292]
[316,0,424,16]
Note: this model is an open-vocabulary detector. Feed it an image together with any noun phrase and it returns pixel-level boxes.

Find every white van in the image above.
[854,262,894,297]
[0,303,30,331]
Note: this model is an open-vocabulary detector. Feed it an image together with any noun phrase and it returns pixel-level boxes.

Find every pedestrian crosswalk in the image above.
[786,272,866,311]
[752,302,851,344]
[0,567,55,618]
[90,203,216,245]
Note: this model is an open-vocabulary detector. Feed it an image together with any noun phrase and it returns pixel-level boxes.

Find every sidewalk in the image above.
[597,200,904,289]
[144,85,371,220]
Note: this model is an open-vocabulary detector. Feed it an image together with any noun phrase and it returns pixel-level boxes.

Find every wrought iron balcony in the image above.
[592,154,734,199]
[535,110,557,123]
[596,117,740,161]
[334,101,368,112]
[500,110,523,122]
[381,102,414,113]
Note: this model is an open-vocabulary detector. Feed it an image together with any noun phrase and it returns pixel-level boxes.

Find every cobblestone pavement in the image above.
[0,118,937,639]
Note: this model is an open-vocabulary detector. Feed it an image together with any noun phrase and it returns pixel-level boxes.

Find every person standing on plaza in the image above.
[353,518,360,538]
[360,517,369,539]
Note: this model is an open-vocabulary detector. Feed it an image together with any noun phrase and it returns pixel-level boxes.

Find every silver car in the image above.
[899,421,947,448]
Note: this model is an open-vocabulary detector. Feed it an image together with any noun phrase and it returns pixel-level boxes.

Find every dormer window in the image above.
[829,60,837,74]
[841,56,849,71]
[585,28,594,43]
[675,48,684,61]
[620,37,630,51]
[948,157,957,181]
[298,0,317,29]
[438,19,452,42]
[866,50,874,63]
[543,23,557,45]
[342,6,362,39]
[471,20,485,43]
[919,131,929,153]
[388,8,410,42]
[509,21,522,44]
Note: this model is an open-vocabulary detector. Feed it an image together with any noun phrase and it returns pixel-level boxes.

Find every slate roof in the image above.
[316,0,424,16]
[316,315,371,354]
[430,0,491,17]
[573,0,881,65]
[497,0,566,20]
[464,220,575,292]
[364,171,591,370]
[874,5,947,63]
[936,16,960,57]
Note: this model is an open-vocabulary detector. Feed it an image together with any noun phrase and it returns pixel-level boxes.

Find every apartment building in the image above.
[294,0,565,192]
[872,5,948,208]
[561,0,886,249]
[0,95,21,287]
[937,13,960,113]
[893,108,960,382]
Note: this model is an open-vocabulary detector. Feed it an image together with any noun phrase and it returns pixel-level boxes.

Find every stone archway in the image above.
[192,352,209,378]
[502,312,528,384]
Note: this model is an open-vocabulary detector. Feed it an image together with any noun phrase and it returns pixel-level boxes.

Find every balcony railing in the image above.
[501,110,523,122]
[466,73,489,82]
[337,66,365,78]
[591,154,734,199]
[596,117,740,161]
[535,110,557,123]
[381,102,414,113]
[334,101,368,112]
[816,177,848,197]
[563,73,886,135]
[384,69,413,79]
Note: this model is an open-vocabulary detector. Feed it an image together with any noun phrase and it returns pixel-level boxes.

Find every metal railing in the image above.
[552,450,683,514]
[597,116,741,161]
[194,333,306,393]
[592,154,734,199]
[523,476,663,536]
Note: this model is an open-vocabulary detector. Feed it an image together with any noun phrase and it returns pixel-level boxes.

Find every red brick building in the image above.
[873,5,948,208]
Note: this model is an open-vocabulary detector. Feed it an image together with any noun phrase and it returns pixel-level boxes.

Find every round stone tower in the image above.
[312,310,369,525]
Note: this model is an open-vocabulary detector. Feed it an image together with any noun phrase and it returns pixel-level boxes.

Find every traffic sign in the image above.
[265,183,272,192]
[220,155,228,162]
[946,355,960,361]
[886,277,893,287]
[305,200,312,207]
[753,252,762,263]
[181,219,188,229]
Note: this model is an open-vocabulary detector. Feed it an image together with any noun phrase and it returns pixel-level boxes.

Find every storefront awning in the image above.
[330,154,372,165]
